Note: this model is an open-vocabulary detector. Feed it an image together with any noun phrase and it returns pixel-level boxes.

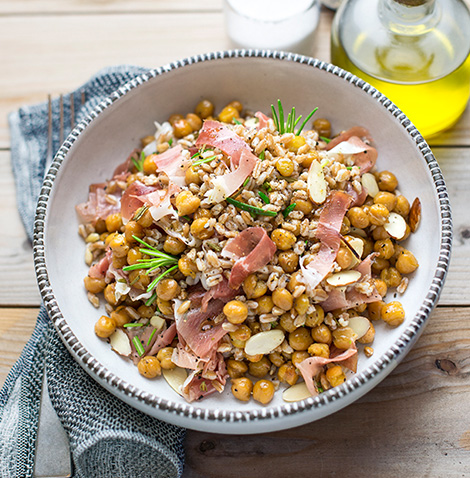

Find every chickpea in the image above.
[340,216,351,236]
[380,267,402,288]
[372,257,390,274]
[228,100,243,113]
[291,351,309,367]
[271,228,296,251]
[178,256,198,278]
[244,352,263,363]
[112,255,127,269]
[326,365,346,388]
[358,321,375,344]
[374,279,388,298]
[138,356,161,378]
[377,170,398,192]
[218,105,240,123]
[277,362,298,386]
[155,278,180,301]
[311,324,332,344]
[137,304,155,319]
[294,294,310,315]
[362,238,374,258]
[231,377,253,402]
[175,190,201,216]
[332,327,357,350]
[308,343,330,358]
[109,234,129,258]
[287,135,306,153]
[105,213,123,233]
[223,300,248,325]
[399,224,412,242]
[156,347,175,369]
[368,300,385,321]
[142,154,158,175]
[269,352,285,367]
[374,238,395,260]
[185,166,201,185]
[156,297,173,316]
[168,113,184,125]
[278,251,299,273]
[128,269,150,291]
[289,327,313,351]
[272,288,294,311]
[194,208,212,220]
[226,359,248,379]
[336,247,353,269]
[195,99,214,119]
[185,113,202,131]
[305,305,325,328]
[163,236,185,256]
[374,191,397,211]
[124,221,143,244]
[136,207,153,228]
[395,249,419,274]
[372,226,391,241]
[173,119,192,138]
[347,207,370,229]
[294,199,314,215]
[279,313,297,333]
[94,315,116,338]
[313,118,331,138]
[110,306,131,327]
[381,301,405,327]
[104,283,121,306]
[301,150,320,168]
[249,357,271,378]
[394,195,410,217]
[256,295,274,314]
[190,217,214,240]
[243,274,267,299]
[127,247,142,265]
[84,276,106,294]
[276,158,294,177]
[368,203,390,226]
[230,324,252,343]
[287,271,303,293]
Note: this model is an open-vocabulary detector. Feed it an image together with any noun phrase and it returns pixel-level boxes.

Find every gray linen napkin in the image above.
[1,65,186,478]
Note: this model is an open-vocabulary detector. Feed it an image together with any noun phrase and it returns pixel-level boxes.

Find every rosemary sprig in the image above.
[320,136,331,143]
[258,191,270,204]
[168,138,173,146]
[132,336,145,357]
[192,154,217,167]
[145,292,157,307]
[283,203,297,218]
[146,265,179,294]
[259,150,265,160]
[123,323,144,328]
[132,205,149,222]
[233,118,242,125]
[242,177,250,188]
[147,328,157,346]
[226,197,277,217]
[263,181,272,192]
[132,151,146,172]
[271,99,318,136]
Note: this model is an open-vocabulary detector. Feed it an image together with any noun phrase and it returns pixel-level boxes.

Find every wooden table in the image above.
[1,1,469,476]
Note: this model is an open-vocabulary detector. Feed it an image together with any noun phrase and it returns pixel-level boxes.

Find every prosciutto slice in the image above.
[120,181,159,220]
[88,253,110,279]
[255,111,270,130]
[201,278,239,312]
[300,191,352,290]
[76,183,121,225]
[150,145,189,187]
[222,227,277,289]
[296,345,358,396]
[326,127,372,150]
[146,322,177,357]
[346,181,367,207]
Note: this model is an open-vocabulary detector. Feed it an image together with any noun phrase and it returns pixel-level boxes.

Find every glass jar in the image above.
[331,0,470,139]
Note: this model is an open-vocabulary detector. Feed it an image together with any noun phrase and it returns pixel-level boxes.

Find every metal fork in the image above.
[34,91,85,478]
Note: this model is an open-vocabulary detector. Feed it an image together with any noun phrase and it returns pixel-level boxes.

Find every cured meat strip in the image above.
[150,144,189,187]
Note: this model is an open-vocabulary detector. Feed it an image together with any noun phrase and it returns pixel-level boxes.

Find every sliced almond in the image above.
[326,270,362,287]
[409,197,421,233]
[150,315,165,330]
[307,160,327,204]
[282,382,312,402]
[163,367,187,397]
[361,172,379,198]
[346,236,364,258]
[384,212,407,240]
[109,329,132,357]
[348,316,371,340]
[244,329,285,356]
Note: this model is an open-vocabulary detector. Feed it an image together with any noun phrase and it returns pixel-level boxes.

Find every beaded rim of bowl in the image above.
[33,50,452,428]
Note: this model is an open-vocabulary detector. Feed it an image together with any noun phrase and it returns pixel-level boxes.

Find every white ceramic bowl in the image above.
[34,51,452,434]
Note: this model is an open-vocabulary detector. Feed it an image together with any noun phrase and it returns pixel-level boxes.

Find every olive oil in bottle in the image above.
[331,0,470,139]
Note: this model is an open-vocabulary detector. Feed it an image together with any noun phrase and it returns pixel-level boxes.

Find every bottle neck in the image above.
[379,0,439,34]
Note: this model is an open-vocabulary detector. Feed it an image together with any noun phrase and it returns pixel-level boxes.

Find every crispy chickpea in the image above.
[224,300,248,324]
[195,99,214,119]
[105,213,123,233]
[377,170,398,192]
[137,304,155,319]
[136,207,153,227]
[332,327,357,350]
[286,135,306,153]
[291,351,309,366]
[368,203,390,226]
[109,234,129,258]
[128,269,150,291]
[243,274,267,299]
[175,190,201,216]
[308,343,330,358]
[127,247,142,265]
[380,267,402,288]
[394,195,410,216]
[276,158,294,177]
[185,166,201,185]
[289,327,313,351]
[178,256,198,278]
[374,238,395,260]
[272,288,294,311]
[279,313,297,333]
[326,365,346,388]
[168,113,184,125]
[313,118,331,138]
[231,377,253,402]
[230,324,252,343]
[163,236,185,255]
[249,357,271,378]
[190,217,214,240]
[287,271,303,293]
[256,295,274,314]
[311,324,332,344]
[294,294,310,315]
[395,249,419,274]
[381,301,405,327]
[372,226,391,241]
[271,228,296,250]
[244,352,263,363]
[112,255,127,269]
[124,221,143,244]
[269,352,285,367]
[362,238,374,258]
[185,113,202,131]
[399,224,412,242]
[372,257,390,274]
[110,306,131,327]
[103,283,120,306]
[142,154,158,175]
[374,279,388,297]
[301,150,320,168]
[156,278,180,301]
[278,251,299,273]
[277,362,298,386]
[305,305,325,327]
[368,300,385,321]
[294,199,314,215]
[156,347,175,369]
[374,191,397,211]
[94,315,116,338]
[138,356,161,378]
[358,321,375,344]
[218,105,240,123]
[156,297,173,315]
[228,100,243,112]
[84,276,106,294]
[173,119,192,138]
[336,247,353,269]
[347,207,370,229]
[226,359,248,379]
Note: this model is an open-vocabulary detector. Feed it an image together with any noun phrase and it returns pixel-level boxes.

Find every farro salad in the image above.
[77,99,421,404]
